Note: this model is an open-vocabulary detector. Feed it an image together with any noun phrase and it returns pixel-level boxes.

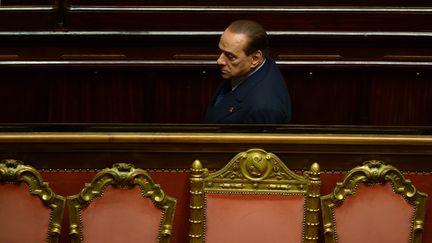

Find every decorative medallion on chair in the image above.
[321,160,427,243]
[189,148,321,243]
[67,163,176,243]
[0,159,65,243]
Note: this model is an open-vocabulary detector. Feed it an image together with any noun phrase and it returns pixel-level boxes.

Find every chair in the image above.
[67,163,177,243]
[189,148,321,243]
[0,159,65,243]
[320,160,428,243]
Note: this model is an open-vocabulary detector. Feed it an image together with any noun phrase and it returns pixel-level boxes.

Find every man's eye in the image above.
[227,54,236,60]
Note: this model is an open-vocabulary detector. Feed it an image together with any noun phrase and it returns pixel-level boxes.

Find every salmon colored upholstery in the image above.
[0,183,51,243]
[205,193,305,243]
[67,163,177,243]
[321,160,428,243]
[0,159,65,243]
[334,183,413,243]
[81,185,163,243]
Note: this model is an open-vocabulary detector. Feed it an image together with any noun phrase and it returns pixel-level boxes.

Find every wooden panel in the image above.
[64,0,432,6]
[1,127,432,171]
[0,66,219,123]
[1,0,432,32]
[0,61,432,125]
[0,5,59,30]
[286,69,361,125]
[0,71,50,122]
[0,31,432,125]
[3,31,432,61]
[369,71,432,125]
[46,68,218,123]
[62,7,432,31]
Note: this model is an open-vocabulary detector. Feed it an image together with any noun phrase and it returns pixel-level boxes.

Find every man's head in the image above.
[217,20,269,81]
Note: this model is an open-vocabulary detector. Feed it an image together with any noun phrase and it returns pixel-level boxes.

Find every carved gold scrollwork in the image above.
[320,160,428,243]
[67,163,176,243]
[330,160,423,206]
[0,159,65,243]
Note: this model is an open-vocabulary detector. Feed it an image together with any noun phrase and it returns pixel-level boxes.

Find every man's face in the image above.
[217,29,255,80]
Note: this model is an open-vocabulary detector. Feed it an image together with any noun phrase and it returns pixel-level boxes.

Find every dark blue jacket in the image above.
[205,57,292,124]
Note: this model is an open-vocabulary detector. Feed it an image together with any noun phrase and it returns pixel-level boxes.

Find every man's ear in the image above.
[250,50,264,68]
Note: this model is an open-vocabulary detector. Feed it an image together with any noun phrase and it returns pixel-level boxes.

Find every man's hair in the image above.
[227,20,269,56]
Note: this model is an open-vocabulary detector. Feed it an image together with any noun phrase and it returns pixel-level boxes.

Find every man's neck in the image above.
[230,58,266,90]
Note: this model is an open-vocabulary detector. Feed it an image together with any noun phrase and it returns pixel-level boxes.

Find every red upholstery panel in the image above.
[0,183,51,243]
[334,182,414,243]
[149,171,190,243]
[205,193,304,243]
[80,185,163,243]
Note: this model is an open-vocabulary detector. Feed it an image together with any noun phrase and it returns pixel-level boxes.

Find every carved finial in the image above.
[305,162,321,181]
[310,162,320,173]
[192,160,202,170]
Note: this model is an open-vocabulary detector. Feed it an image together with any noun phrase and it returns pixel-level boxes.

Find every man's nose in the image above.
[217,54,225,65]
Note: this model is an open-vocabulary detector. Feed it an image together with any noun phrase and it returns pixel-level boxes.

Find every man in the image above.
[205,20,292,124]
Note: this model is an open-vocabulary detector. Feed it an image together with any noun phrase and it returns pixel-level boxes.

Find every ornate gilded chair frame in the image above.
[0,159,65,243]
[320,160,428,243]
[189,148,321,243]
[67,163,176,243]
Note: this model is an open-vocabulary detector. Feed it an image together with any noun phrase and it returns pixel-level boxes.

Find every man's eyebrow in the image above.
[218,44,237,58]
[222,50,236,58]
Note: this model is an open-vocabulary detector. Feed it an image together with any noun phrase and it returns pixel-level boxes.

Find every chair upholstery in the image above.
[189,148,321,243]
[0,159,65,243]
[321,160,428,243]
[67,163,176,243]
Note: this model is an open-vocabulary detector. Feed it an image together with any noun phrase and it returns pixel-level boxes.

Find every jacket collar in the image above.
[231,57,271,102]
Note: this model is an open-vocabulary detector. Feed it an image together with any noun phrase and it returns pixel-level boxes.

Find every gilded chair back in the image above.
[0,159,65,243]
[189,148,321,243]
[321,160,427,243]
[67,163,176,243]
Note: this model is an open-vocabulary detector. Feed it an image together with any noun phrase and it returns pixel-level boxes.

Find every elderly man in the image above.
[205,20,292,124]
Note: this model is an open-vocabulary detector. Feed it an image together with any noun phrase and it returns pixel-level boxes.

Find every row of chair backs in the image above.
[0,150,428,243]
[0,160,176,243]
[188,149,427,243]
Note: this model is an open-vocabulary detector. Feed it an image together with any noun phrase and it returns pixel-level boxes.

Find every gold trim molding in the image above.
[1,133,432,145]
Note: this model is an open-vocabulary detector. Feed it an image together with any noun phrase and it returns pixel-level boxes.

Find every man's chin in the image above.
[220,73,231,80]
